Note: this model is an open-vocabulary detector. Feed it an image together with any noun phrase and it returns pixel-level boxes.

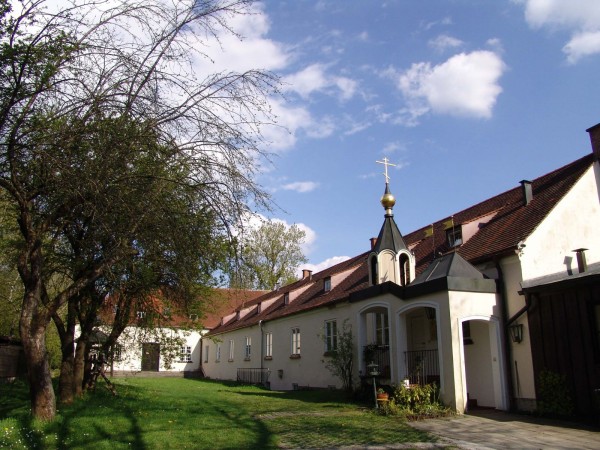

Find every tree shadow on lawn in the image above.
[186,377,354,406]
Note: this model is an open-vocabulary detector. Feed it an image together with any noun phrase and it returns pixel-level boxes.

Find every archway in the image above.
[461,318,507,410]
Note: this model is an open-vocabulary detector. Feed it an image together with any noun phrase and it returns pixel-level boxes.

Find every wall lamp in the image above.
[509,323,523,343]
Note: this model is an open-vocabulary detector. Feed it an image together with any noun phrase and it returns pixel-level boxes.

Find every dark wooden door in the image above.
[141,343,160,371]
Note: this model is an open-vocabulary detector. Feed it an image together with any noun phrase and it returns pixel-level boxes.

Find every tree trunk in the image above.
[74,335,87,396]
[58,344,75,404]
[20,290,56,421]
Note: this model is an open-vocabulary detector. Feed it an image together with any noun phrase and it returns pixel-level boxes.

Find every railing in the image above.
[363,345,391,378]
[237,367,270,386]
[404,349,439,385]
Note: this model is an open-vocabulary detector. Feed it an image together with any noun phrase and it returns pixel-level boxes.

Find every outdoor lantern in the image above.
[367,362,379,376]
[509,323,523,343]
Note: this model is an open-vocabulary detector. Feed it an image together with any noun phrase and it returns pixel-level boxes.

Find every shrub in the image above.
[536,369,574,418]
[378,382,452,419]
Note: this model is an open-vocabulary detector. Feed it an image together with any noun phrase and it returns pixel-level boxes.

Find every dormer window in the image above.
[189,313,198,321]
[284,293,289,305]
[447,226,462,247]
[136,311,146,319]
[324,277,332,292]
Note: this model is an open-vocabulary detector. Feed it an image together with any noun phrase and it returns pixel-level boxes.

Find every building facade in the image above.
[201,123,600,420]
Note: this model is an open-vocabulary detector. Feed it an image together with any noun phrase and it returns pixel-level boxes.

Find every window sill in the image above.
[228,359,234,362]
[289,354,301,360]
[244,357,251,361]
[264,356,273,361]
[323,351,337,357]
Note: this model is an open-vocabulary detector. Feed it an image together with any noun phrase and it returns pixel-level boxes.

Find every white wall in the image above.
[520,166,600,280]
[111,327,202,373]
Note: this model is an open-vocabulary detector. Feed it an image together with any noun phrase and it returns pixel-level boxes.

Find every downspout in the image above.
[494,258,516,412]
[259,320,264,372]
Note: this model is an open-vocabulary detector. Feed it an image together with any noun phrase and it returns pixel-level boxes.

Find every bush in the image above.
[378,382,452,420]
[536,369,574,418]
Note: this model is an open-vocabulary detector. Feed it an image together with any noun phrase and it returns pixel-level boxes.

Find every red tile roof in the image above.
[208,153,595,335]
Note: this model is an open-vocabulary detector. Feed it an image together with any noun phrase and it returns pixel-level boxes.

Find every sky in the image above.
[35,0,597,276]
[214,0,600,274]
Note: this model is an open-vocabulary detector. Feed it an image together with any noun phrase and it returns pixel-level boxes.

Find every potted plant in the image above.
[376,388,389,401]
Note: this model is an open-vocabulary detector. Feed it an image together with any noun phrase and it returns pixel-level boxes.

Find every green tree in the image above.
[231,220,308,290]
[323,319,354,392]
[0,0,277,420]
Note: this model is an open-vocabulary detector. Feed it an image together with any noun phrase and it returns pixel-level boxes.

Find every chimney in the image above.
[573,248,588,273]
[370,237,377,249]
[520,180,533,206]
[302,269,312,280]
[586,122,600,161]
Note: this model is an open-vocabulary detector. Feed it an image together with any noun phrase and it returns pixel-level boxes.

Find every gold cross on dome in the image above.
[376,157,397,184]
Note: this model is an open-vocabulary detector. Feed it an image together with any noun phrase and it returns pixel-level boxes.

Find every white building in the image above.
[201,123,600,420]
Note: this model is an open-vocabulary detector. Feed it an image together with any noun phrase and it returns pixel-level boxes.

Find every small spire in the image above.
[376,157,397,215]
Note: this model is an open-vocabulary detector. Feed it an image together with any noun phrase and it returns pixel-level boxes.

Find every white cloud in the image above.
[514,0,600,63]
[282,63,358,101]
[282,181,320,193]
[299,256,351,276]
[396,50,505,121]
[564,30,600,64]
[428,35,464,52]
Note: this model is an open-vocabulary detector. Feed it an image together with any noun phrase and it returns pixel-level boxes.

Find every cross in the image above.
[376,157,397,184]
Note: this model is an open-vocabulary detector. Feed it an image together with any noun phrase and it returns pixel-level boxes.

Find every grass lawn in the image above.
[0,377,440,449]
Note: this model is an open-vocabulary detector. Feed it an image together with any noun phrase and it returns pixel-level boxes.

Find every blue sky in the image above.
[10,0,600,277]
[210,0,600,273]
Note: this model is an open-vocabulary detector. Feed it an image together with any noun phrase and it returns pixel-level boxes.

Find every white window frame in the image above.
[324,277,332,292]
[228,339,235,361]
[180,345,192,363]
[265,332,273,358]
[244,336,251,360]
[291,327,301,355]
[216,343,221,362]
[324,319,338,352]
[375,313,389,346]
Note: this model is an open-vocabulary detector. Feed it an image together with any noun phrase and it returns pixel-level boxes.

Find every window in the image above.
[284,293,290,305]
[324,320,338,353]
[375,313,389,346]
[189,313,198,320]
[228,339,235,361]
[265,332,273,358]
[180,345,192,363]
[447,226,462,247]
[136,311,146,319]
[216,344,221,362]
[291,328,301,356]
[244,336,252,360]
[111,344,123,362]
[324,277,332,292]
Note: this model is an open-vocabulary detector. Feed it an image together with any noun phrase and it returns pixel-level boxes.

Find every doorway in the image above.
[141,343,160,371]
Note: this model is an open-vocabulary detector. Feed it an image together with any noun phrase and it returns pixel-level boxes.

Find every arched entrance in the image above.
[461,318,507,410]
[399,306,440,386]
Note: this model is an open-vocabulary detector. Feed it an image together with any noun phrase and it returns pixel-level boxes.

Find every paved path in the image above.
[409,409,600,449]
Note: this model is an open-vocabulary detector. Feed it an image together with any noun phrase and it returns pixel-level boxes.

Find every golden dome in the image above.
[380,186,396,209]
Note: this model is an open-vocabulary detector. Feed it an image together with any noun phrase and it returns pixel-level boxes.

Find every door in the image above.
[141,343,160,371]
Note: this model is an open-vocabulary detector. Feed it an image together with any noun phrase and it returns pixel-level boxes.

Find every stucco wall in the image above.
[111,327,202,373]
[520,166,600,280]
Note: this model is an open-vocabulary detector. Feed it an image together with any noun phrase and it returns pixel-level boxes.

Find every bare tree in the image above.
[0,0,279,420]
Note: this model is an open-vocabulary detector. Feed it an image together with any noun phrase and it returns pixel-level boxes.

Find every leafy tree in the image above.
[0,0,278,420]
[231,220,307,290]
[323,319,354,392]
